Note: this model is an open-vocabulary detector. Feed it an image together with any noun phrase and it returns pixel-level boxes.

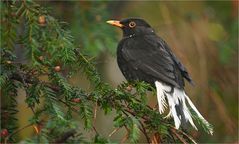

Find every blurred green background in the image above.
[16,1,238,143]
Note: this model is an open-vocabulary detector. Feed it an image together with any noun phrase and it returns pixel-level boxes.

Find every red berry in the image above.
[38,56,44,61]
[38,15,46,26]
[126,85,133,92]
[54,66,61,72]
[6,61,12,64]
[71,98,81,103]
[1,129,9,137]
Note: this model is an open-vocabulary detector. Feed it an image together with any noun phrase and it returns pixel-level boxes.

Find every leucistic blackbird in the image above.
[107,18,213,135]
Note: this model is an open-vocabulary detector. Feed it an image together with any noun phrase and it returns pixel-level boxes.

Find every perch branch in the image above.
[170,128,188,144]
[52,129,76,143]
[4,123,33,144]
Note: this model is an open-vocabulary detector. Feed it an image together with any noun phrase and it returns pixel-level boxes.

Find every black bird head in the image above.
[107,18,154,37]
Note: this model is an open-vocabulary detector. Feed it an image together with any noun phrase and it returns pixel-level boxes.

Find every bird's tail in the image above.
[155,81,213,135]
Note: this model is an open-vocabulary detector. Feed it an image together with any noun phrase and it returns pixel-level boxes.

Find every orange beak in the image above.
[106,20,123,28]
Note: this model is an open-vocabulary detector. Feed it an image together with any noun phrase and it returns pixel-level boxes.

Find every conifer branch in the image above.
[4,123,33,144]
[0,1,204,143]
[52,129,76,143]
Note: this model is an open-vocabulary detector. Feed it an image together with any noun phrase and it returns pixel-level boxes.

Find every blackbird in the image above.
[107,18,212,134]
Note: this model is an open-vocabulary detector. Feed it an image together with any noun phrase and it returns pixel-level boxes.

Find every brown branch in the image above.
[151,132,162,144]
[17,70,36,115]
[120,133,129,144]
[49,92,99,135]
[170,128,188,144]
[138,120,150,143]
[11,65,193,143]
[92,126,98,134]
[4,123,33,144]
[52,129,76,143]
[108,127,121,137]
[91,102,99,135]
[170,126,196,144]
[121,126,130,144]
[12,71,100,137]
[93,102,98,127]
[15,2,25,18]
[124,108,149,121]
[122,105,150,143]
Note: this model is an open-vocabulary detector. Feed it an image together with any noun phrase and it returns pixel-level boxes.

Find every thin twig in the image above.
[122,106,151,143]
[91,102,99,134]
[18,70,36,115]
[124,108,148,121]
[121,126,129,144]
[52,129,76,143]
[151,132,161,144]
[120,133,129,144]
[92,126,98,134]
[93,102,98,126]
[170,128,188,144]
[138,120,150,143]
[4,123,32,144]
[22,0,39,14]
[49,95,79,113]
[108,127,121,137]
[171,126,197,144]
[50,94,99,135]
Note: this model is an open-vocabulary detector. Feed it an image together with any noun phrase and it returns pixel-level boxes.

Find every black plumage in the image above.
[114,18,193,89]
[107,18,212,134]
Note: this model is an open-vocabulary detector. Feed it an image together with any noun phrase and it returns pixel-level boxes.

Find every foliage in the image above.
[1,1,213,143]
[69,1,117,56]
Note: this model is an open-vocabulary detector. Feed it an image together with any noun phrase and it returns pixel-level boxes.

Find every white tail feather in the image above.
[184,93,213,135]
[155,82,167,114]
[175,89,197,130]
[155,81,211,133]
[165,92,181,129]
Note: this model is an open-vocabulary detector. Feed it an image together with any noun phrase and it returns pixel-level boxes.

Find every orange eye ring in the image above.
[129,21,136,28]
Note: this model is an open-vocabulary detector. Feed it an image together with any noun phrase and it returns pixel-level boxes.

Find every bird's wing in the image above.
[154,36,194,85]
[121,35,192,88]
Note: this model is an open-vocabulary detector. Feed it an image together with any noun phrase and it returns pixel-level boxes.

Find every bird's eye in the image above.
[129,21,136,28]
